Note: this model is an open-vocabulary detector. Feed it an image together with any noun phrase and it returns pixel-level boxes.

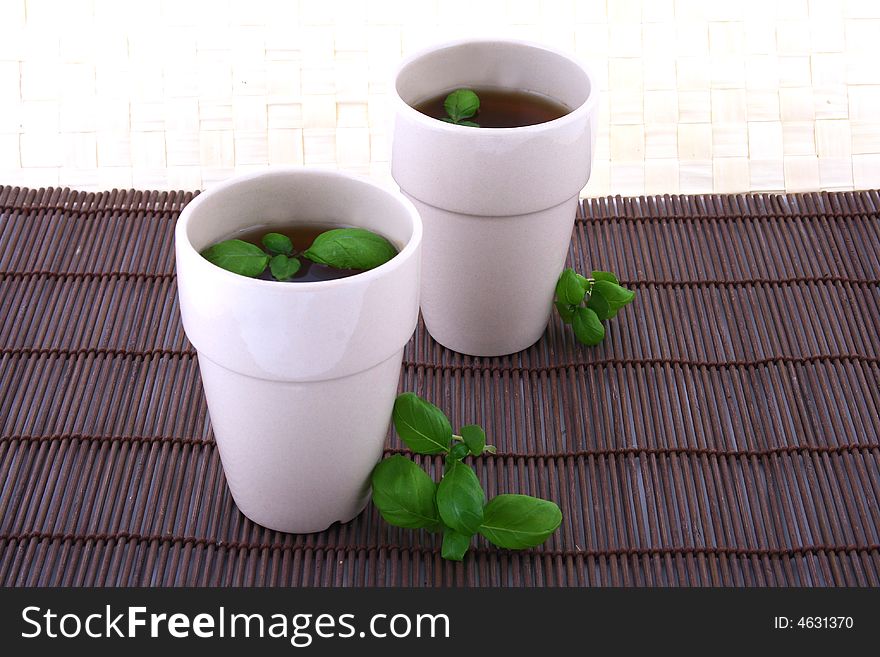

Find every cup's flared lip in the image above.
[175,167,423,291]
[392,37,599,135]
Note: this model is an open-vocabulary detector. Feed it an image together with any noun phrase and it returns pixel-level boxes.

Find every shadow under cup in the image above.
[392,39,598,357]
[175,169,422,533]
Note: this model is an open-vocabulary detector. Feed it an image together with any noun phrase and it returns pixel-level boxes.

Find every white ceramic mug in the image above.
[392,39,598,357]
[175,168,422,533]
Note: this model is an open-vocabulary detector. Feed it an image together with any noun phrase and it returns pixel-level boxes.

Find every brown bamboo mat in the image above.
[1,185,879,587]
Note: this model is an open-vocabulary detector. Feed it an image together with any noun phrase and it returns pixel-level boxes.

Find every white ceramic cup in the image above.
[392,38,598,357]
[175,168,422,533]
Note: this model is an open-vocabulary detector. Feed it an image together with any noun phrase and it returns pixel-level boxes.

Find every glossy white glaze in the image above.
[175,168,422,533]
[392,39,598,356]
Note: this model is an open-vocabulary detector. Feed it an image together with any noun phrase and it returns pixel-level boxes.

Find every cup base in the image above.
[233,490,371,534]
[423,318,548,357]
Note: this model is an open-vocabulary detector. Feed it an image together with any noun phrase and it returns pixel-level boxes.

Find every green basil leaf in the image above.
[447,442,470,464]
[572,306,605,346]
[370,455,439,530]
[303,228,397,270]
[201,239,269,278]
[592,280,635,311]
[586,290,611,320]
[269,254,301,281]
[441,527,471,561]
[459,424,486,456]
[436,461,484,535]
[443,88,479,122]
[392,392,452,454]
[478,494,562,549]
[261,232,293,256]
[555,268,586,306]
[576,273,592,290]
[555,301,575,324]
[591,270,618,284]
[457,120,480,127]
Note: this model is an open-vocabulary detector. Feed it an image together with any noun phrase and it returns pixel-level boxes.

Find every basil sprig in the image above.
[371,393,562,561]
[554,268,635,345]
[200,228,397,281]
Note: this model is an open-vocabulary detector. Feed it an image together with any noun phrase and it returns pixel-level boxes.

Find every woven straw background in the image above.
[1,0,879,195]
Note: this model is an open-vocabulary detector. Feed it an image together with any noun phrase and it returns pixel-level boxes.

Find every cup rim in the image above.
[176,167,423,291]
[392,37,599,135]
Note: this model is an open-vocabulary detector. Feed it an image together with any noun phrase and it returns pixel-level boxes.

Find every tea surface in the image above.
[230,223,365,282]
[412,86,571,128]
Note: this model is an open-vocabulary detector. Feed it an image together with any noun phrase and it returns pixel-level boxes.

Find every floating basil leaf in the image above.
[269,254,301,281]
[443,88,480,123]
[303,228,397,270]
[201,239,269,278]
[262,232,293,256]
